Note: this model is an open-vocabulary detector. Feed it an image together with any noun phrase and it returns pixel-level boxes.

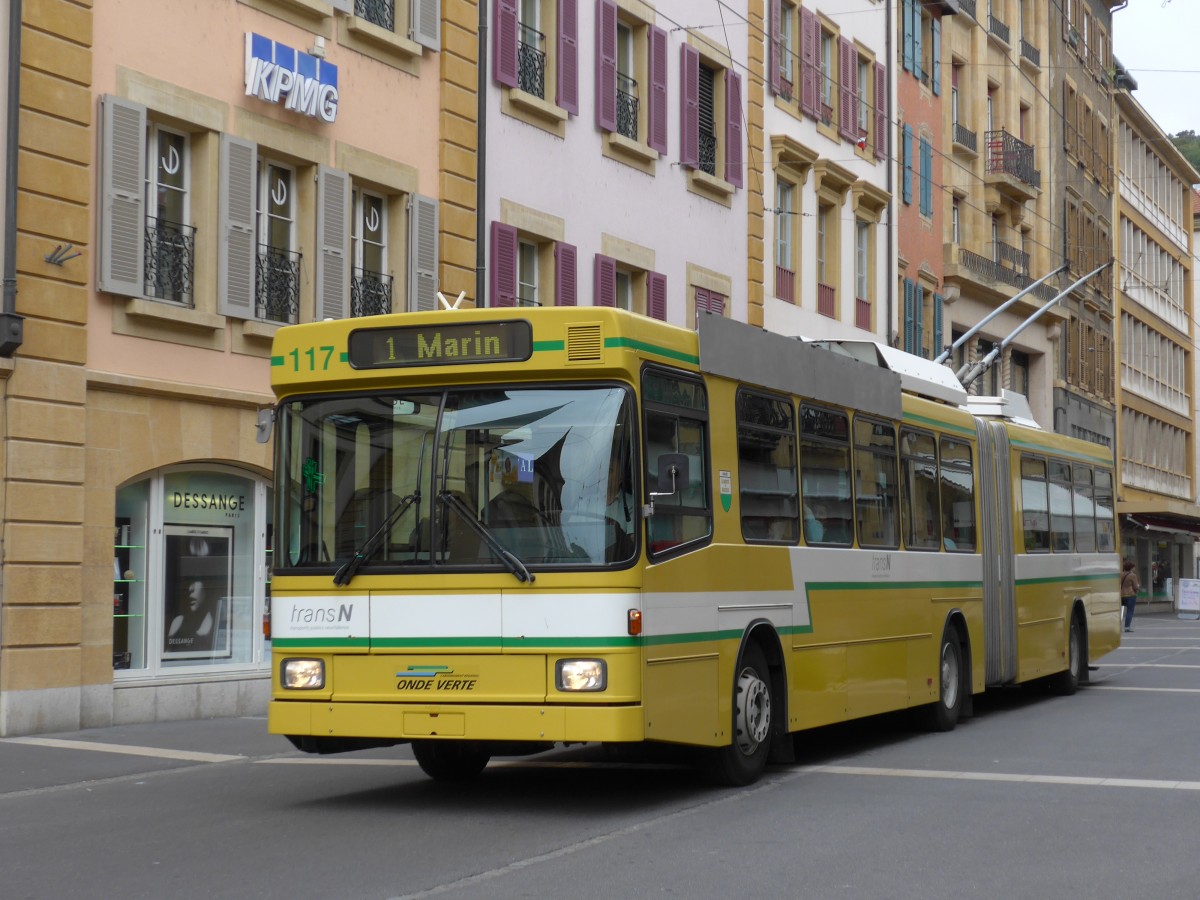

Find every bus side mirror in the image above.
[652,453,689,497]
[255,408,275,444]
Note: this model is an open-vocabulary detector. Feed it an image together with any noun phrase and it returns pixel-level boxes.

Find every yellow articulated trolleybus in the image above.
[266,306,1120,785]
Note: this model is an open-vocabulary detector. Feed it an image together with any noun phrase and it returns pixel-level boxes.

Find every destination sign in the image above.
[347,321,533,369]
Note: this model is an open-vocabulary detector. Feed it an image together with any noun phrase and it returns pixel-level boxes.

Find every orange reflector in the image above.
[628,608,643,636]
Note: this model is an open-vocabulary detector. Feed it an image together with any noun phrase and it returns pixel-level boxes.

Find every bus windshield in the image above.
[276,385,638,574]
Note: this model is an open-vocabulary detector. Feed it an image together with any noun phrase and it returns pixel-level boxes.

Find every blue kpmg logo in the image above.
[244,33,339,123]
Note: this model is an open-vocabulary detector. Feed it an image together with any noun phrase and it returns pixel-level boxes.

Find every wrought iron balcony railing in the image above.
[991,240,1030,276]
[518,25,546,99]
[957,247,1058,302]
[1020,38,1040,67]
[988,15,1010,44]
[616,73,639,141]
[354,0,394,31]
[256,245,302,325]
[144,217,195,306]
[351,268,393,317]
[958,0,976,20]
[953,123,977,153]
[985,129,1040,189]
[699,129,717,177]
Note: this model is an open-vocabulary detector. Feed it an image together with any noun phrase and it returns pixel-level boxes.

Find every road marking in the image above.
[260,757,417,767]
[1094,663,1200,668]
[0,737,243,763]
[1089,685,1200,694]
[802,764,1200,791]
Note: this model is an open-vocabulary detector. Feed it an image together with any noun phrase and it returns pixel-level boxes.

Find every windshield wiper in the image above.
[438,490,534,584]
[333,491,419,586]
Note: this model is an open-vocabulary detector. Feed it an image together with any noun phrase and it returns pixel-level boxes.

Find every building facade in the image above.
[938,0,1057,426]
[1113,84,1199,603]
[0,0,455,736]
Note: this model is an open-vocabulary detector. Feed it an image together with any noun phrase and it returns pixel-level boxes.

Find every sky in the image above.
[1112,0,1200,137]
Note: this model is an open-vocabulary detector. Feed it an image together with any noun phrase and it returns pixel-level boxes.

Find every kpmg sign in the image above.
[244,33,339,123]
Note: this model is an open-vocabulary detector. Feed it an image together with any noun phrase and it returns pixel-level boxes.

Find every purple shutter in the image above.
[648,25,668,155]
[554,242,577,305]
[725,68,743,188]
[874,61,887,160]
[680,44,700,168]
[594,254,616,307]
[596,0,618,132]
[647,271,667,320]
[838,37,854,140]
[557,0,579,114]
[710,291,725,316]
[494,0,518,87]
[769,0,782,95]
[800,7,818,119]
[490,222,518,307]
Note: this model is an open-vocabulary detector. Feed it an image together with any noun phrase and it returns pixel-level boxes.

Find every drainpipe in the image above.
[475,2,488,308]
[1,0,24,357]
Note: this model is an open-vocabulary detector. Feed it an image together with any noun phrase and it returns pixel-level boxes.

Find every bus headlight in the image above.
[281,658,325,690]
[556,659,606,692]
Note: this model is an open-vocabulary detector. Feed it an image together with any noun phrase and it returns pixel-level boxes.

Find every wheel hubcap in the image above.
[940,644,959,709]
[734,666,771,754]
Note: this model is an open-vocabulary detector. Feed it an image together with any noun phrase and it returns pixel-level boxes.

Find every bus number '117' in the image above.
[285,347,336,371]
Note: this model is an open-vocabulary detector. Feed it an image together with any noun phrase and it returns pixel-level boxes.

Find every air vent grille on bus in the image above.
[566,324,603,362]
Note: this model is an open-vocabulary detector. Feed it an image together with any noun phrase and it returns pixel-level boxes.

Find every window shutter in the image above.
[554,242,577,306]
[316,166,350,320]
[903,278,915,353]
[594,254,616,307]
[913,7,923,81]
[838,37,855,140]
[557,0,579,114]
[98,95,147,298]
[648,25,668,155]
[725,68,743,188]
[915,283,925,356]
[596,0,617,132]
[411,0,440,50]
[768,0,782,95]
[902,124,913,204]
[710,291,725,316]
[902,0,913,73]
[409,193,439,311]
[800,7,818,118]
[490,221,518,307]
[647,271,667,321]
[933,293,944,357]
[931,17,941,96]
[494,0,518,88]
[218,134,257,318]
[874,62,887,160]
[680,43,700,168]
[920,137,932,215]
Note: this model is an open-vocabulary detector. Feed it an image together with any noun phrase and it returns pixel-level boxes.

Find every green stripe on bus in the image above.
[370,636,639,649]
[532,340,565,352]
[901,411,976,436]
[604,336,700,365]
[1017,573,1118,586]
[807,579,984,592]
[270,356,284,366]
[272,638,369,649]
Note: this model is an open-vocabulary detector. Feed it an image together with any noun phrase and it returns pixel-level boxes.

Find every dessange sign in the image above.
[244,33,339,123]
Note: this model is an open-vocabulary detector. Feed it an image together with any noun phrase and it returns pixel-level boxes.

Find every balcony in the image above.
[256,245,302,325]
[817,282,836,318]
[855,297,871,331]
[699,129,717,177]
[951,246,1058,302]
[990,240,1030,277]
[144,217,195,307]
[351,269,393,317]
[354,0,394,31]
[616,73,639,142]
[988,15,1010,45]
[984,129,1040,200]
[1019,38,1040,68]
[776,265,795,303]
[953,122,977,155]
[518,24,546,99]
[957,0,976,19]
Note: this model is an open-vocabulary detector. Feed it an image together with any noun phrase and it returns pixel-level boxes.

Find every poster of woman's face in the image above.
[163,526,233,660]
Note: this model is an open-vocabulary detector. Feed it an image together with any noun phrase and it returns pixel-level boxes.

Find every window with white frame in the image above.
[518,239,539,306]
[256,160,300,325]
[145,124,194,305]
[775,177,796,303]
[351,188,391,317]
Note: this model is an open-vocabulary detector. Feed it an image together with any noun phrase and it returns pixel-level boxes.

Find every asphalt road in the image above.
[3,611,1198,900]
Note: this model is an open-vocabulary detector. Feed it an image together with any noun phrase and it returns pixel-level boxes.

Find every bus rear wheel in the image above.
[923,629,963,732]
[1049,614,1083,696]
[411,740,491,781]
[705,643,773,786]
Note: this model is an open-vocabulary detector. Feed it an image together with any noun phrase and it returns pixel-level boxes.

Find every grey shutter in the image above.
[409,194,439,311]
[218,134,257,318]
[316,166,350,320]
[410,0,440,51]
[98,95,147,298]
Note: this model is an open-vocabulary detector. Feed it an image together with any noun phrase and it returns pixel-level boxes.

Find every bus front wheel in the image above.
[1049,613,1083,696]
[923,629,963,732]
[411,740,491,781]
[705,642,773,786]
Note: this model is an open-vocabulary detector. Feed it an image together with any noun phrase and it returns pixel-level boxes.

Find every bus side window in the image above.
[643,370,712,557]
[940,438,975,552]
[900,428,940,551]
[1020,455,1049,553]
[854,416,899,549]
[736,390,799,544]
[799,405,852,546]
[1049,460,1074,552]
[1072,464,1096,553]
[1094,469,1115,551]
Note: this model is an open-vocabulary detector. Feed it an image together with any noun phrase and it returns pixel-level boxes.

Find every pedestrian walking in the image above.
[1121,559,1140,633]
